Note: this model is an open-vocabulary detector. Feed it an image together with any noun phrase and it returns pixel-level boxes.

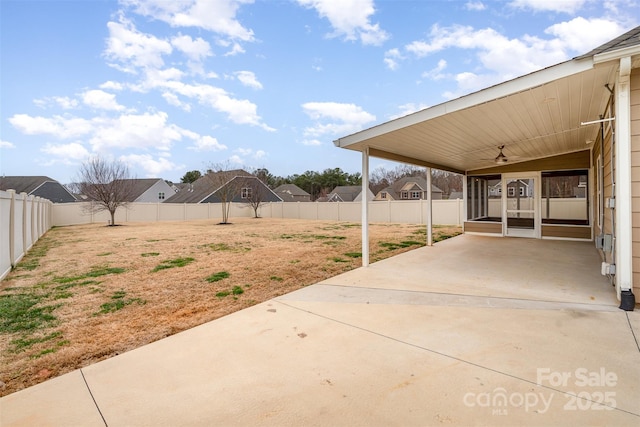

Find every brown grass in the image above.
[0,218,461,396]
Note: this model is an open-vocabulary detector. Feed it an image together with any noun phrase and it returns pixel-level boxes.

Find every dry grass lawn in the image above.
[0,218,461,396]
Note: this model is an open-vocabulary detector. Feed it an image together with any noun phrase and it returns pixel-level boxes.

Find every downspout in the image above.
[599,120,605,231]
[362,147,370,267]
[615,56,635,310]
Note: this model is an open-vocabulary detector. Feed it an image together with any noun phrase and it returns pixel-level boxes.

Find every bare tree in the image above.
[77,156,136,226]
[203,162,246,224]
[242,176,269,218]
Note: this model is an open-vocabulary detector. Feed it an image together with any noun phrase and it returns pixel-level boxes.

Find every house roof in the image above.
[0,176,77,203]
[114,178,167,202]
[392,176,443,193]
[274,184,310,197]
[379,177,443,199]
[0,176,55,194]
[274,184,310,201]
[165,170,255,203]
[334,26,640,175]
[328,186,363,202]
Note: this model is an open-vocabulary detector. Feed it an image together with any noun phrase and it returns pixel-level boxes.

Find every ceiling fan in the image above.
[494,145,508,164]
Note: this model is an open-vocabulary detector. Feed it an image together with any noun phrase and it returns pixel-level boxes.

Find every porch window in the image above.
[467,175,501,221]
[541,170,588,225]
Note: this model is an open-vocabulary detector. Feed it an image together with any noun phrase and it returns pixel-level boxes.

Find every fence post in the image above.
[8,190,15,267]
[22,193,28,253]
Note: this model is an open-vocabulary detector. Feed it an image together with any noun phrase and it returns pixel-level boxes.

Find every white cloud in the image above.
[9,114,93,139]
[384,48,403,71]
[508,0,586,14]
[188,135,227,151]
[121,0,255,41]
[421,59,447,80]
[171,33,212,61]
[161,92,191,111]
[465,1,486,11]
[155,80,274,130]
[120,153,183,177]
[544,17,624,54]
[404,19,626,89]
[296,0,389,45]
[104,16,173,73]
[302,101,376,137]
[10,111,218,156]
[33,96,79,110]
[82,89,126,111]
[235,70,263,90]
[301,139,322,146]
[41,142,90,162]
[223,42,246,56]
[89,112,183,152]
[135,68,186,92]
[99,81,124,91]
[0,140,15,148]
[229,154,244,164]
[233,147,267,159]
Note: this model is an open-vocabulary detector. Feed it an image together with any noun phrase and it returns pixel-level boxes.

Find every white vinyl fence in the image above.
[51,199,465,227]
[1,190,52,280]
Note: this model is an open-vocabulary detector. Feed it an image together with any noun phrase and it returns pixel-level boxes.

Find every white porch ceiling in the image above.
[334,58,619,174]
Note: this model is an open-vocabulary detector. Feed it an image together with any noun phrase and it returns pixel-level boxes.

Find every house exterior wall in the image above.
[136,180,175,203]
[630,69,640,296]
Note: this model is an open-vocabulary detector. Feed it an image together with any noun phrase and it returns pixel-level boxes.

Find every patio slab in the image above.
[1,234,638,426]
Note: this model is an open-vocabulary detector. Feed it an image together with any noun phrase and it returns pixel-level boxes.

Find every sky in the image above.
[1,0,639,185]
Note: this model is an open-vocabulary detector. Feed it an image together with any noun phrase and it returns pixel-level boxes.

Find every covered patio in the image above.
[2,234,638,426]
[334,27,640,305]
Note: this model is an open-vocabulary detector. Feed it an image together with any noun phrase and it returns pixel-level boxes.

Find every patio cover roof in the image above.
[334,26,640,175]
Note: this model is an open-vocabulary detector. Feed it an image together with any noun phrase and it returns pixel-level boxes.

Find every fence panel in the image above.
[24,195,34,251]
[49,199,465,227]
[12,193,25,266]
[0,190,53,281]
[0,192,13,280]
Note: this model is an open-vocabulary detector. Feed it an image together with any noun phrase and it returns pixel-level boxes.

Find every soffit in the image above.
[335,60,618,174]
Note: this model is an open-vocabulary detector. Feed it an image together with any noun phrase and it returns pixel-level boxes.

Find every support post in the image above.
[362,147,370,267]
[426,167,433,246]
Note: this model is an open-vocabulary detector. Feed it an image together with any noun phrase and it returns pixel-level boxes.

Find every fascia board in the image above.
[593,45,640,64]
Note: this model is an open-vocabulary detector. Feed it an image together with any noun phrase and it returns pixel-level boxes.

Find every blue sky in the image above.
[1,0,638,184]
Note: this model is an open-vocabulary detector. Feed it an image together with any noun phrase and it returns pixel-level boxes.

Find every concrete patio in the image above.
[1,234,639,426]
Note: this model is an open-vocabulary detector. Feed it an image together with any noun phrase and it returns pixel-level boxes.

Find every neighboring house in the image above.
[449,191,463,199]
[0,176,76,203]
[334,26,640,304]
[116,178,176,203]
[374,177,443,201]
[165,170,282,203]
[274,184,311,202]
[323,185,374,202]
[505,179,533,198]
